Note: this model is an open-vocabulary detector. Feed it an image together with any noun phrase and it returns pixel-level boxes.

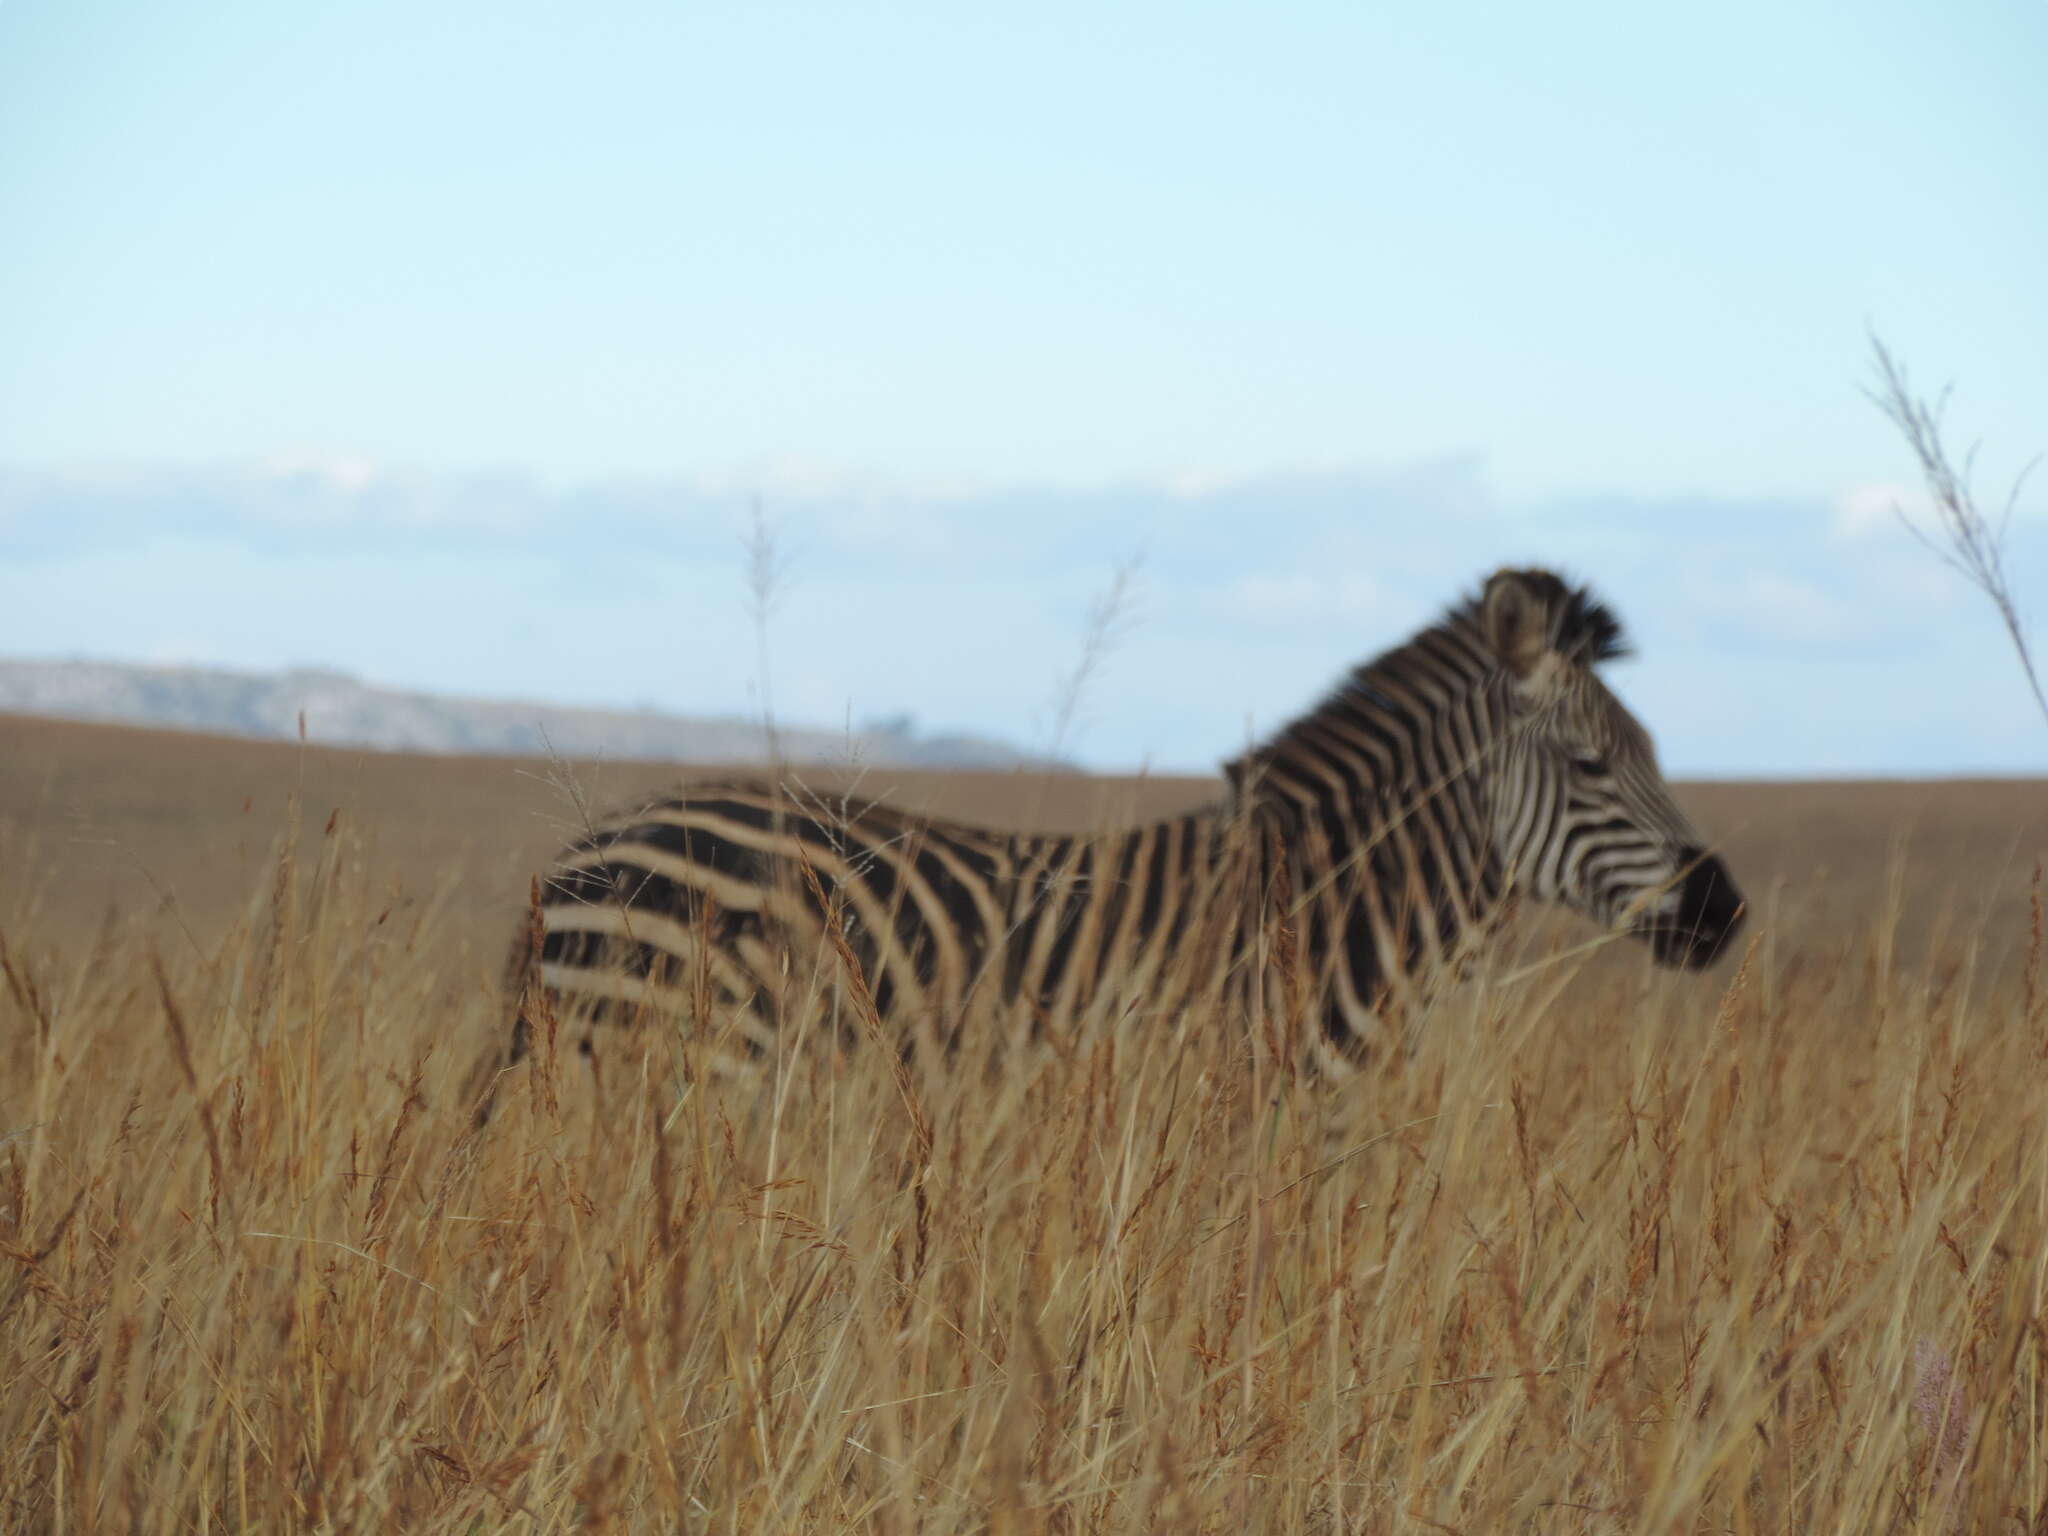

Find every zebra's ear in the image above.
[1480,569,1556,684]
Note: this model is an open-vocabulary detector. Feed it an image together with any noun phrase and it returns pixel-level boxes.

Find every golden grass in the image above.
[3,717,2047,1530]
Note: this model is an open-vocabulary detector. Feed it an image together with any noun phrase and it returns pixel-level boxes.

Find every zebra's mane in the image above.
[1457,570,1630,666]
[1221,572,1628,803]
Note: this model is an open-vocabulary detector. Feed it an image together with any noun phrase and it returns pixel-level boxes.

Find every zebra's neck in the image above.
[980,612,1515,1054]
[1231,610,1501,813]
[1226,610,1513,1054]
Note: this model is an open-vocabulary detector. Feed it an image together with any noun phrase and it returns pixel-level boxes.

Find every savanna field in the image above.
[3,711,2047,1533]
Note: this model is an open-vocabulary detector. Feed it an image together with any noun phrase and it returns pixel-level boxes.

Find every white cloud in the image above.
[254,454,383,495]
[1218,572,1387,628]
[1725,573,1852,641]
[1157,467,1249,501]
[1832,479,1928,541]
[665,458,996,504]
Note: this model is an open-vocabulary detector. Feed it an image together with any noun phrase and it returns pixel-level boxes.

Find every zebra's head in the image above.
[1478,569,1744,969]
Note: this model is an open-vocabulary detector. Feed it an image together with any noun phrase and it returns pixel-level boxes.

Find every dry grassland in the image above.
[3,712,2047,1532]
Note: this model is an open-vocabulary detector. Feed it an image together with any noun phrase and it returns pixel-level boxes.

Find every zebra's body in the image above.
[473,568,1743,1116]
[511,783,1262,1073]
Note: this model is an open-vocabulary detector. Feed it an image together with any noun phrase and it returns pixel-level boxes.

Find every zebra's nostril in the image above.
[1671,852,1745,964]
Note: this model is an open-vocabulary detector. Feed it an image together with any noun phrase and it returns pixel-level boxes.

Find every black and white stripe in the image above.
[472,568,1743,1115]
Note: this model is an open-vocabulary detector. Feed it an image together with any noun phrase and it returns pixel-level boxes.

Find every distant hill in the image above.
[0,657,1061,770]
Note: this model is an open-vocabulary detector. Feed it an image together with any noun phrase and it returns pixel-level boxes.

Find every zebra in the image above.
[467,567,1743,1119]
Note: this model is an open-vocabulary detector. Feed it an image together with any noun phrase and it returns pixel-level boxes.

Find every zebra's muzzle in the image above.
[1643,850,1745,969]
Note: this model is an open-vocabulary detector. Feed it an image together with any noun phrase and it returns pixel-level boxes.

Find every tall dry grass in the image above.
[3,798,2047,1532]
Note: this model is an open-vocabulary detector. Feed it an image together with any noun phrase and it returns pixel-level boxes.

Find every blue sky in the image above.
[2,2,2044,774]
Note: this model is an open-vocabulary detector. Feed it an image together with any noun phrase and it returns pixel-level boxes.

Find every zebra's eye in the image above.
[1571,752,1612,776]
